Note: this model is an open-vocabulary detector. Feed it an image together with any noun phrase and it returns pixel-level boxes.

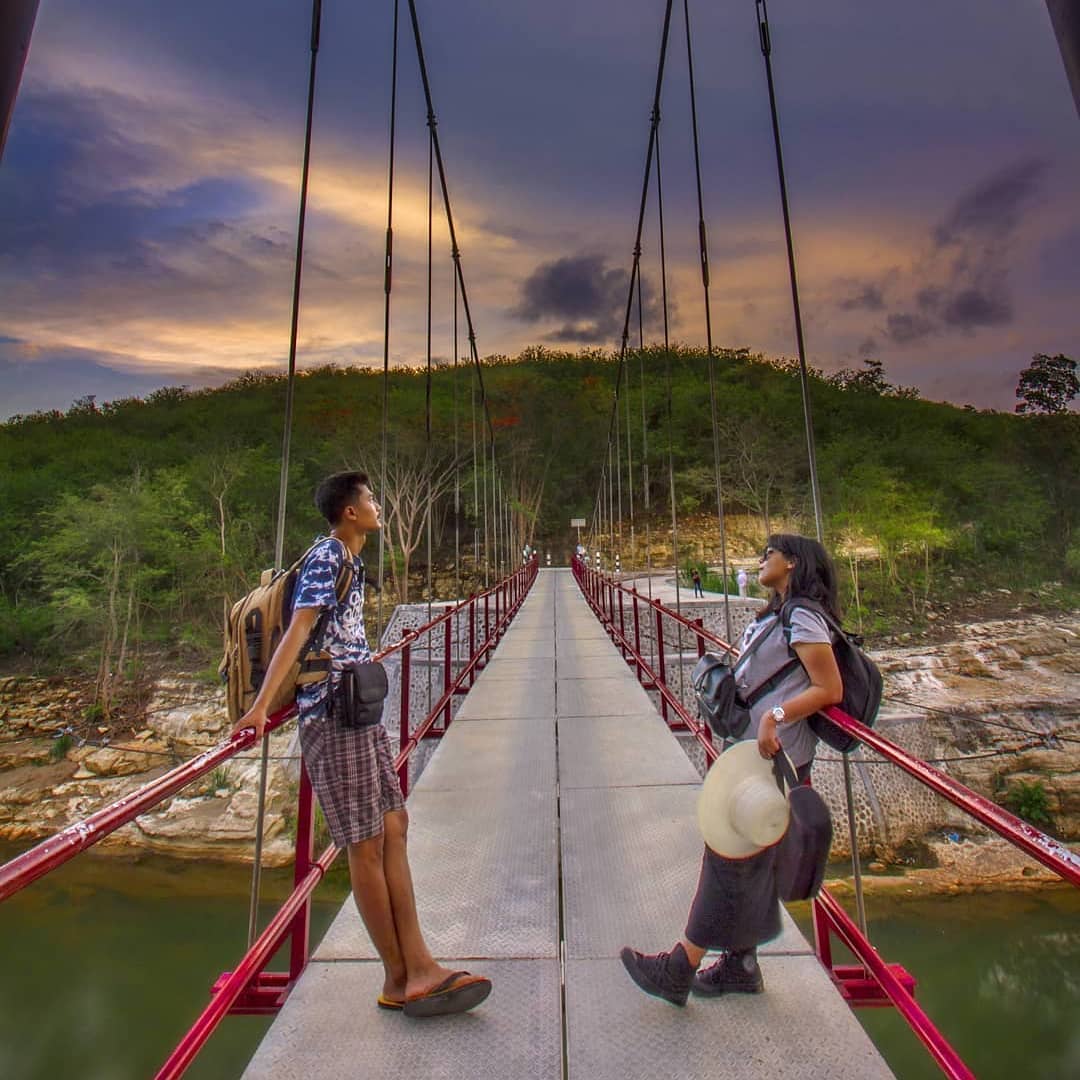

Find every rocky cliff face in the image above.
[1,613,1077,881]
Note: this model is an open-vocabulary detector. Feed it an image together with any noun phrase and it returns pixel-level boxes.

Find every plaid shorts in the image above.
[297,714,405,847]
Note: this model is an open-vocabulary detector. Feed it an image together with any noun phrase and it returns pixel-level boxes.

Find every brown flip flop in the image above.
[376,994,404,1011]
[402,971,492,1018]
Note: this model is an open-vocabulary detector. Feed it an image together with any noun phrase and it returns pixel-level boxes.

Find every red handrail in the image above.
[572,557,1075,1080]
[0,558,538,1079]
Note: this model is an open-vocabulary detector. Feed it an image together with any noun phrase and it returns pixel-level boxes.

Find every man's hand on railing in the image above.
[234,704,269,742]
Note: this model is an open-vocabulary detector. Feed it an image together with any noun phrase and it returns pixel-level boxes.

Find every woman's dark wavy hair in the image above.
[756,533,841,622]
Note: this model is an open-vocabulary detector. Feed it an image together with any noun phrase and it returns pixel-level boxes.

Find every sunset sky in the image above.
[1,0,1078,418]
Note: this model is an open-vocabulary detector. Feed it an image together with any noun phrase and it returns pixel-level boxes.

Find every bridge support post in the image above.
[398,643,411,797]
[468,595,476,685]
[1046,0,1080,118]
[632,593,643,680]
[654,605,669,723]
[442,616,452,728]
[288,765,315,981]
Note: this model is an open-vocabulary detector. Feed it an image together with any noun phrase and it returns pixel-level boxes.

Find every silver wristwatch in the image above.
[770,705,786,724]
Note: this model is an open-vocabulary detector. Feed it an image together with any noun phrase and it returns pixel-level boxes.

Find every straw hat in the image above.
[697,740,792,857]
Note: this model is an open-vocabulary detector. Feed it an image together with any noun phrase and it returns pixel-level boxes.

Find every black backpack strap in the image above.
[731,615,804,708]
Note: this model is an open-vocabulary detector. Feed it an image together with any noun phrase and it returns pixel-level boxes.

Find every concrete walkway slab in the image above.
[242,958,561,1080]
[244,569,892,1080]
[315,785,558,961]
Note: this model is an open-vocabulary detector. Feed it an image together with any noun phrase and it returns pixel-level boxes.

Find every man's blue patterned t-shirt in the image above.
[292,536,371,720]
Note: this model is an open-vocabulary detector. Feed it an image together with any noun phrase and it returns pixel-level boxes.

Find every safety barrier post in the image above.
[632,592,643,680]
[398,642,411,796]
[468,596,477,685]
[443,616,453,727]
[812,897,833,969]
[693,618,713,751]
[483,593,490,664]
[618,586,627,658]
[288,764,315,980]
[654,604,669,723]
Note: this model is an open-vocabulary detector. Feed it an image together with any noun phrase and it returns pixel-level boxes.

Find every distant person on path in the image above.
[620,534,843,1005]
[737,567,749,597]
[234,472,491,1018]
[692,568,704,598]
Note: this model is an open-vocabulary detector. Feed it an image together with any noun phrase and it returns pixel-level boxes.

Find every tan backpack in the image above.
[219,537,354,725]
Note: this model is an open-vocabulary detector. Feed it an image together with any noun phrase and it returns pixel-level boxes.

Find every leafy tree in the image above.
[828,358,920,399]
[1015,353,1079,414]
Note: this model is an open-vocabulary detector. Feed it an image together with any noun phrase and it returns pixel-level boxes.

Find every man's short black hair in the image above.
[314,471,370,525]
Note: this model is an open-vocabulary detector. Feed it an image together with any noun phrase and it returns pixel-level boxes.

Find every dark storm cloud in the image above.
[832,159,1049,347]
[839,284,885,312]
[513,254,663,345]
[885,313,935,345]
[932,159,1046,248]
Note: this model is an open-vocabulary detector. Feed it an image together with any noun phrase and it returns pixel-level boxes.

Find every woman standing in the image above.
[620,533,844,1005]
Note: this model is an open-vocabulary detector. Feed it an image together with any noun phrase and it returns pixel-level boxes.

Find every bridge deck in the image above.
[242,569,892,1079]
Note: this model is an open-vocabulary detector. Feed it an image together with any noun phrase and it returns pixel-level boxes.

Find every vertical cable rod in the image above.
[683,0,733,641]
[253,0,322,951]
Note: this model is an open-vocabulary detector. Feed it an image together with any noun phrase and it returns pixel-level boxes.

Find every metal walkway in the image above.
[242,569,892,1079]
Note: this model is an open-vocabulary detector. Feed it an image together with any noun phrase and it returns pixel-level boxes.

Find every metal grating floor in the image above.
[243,569,893,1079]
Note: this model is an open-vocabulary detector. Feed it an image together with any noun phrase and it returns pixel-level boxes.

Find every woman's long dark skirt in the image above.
[685,759,813,951]
[684,845,781,951]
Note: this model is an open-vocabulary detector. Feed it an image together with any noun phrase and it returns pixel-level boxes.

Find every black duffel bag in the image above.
[771,753,832,902]
[331,660,389,728]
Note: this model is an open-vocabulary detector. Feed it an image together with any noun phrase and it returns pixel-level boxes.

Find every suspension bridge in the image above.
[1,1,1079,1078]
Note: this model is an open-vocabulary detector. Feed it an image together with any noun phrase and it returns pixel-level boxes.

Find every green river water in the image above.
[1,848,1077,1079]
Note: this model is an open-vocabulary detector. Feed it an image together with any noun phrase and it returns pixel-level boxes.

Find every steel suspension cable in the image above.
[452,257,461,601]
[591,0,675,602]
[756,0,864,931]
[404,0,501,587]
[755,0,823,542]
[638,275,653,606]
[425,121,435,717]
[252,0,323,952]
[376,0,401,645]
[654,122,689,707]
[683,0,733,641]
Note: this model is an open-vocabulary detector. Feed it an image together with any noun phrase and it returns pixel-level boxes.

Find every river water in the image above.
[1,849,1077,1078]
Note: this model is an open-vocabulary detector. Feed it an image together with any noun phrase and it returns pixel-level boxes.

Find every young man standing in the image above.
[235,471,491,1018]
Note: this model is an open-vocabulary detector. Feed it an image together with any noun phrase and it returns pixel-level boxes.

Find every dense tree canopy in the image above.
[2,347,1078,695]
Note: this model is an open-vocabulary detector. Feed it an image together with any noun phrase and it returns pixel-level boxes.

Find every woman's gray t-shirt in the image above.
[732,607,834,768]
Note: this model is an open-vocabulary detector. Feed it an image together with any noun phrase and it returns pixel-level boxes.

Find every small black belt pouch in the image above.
[332,661,389,728]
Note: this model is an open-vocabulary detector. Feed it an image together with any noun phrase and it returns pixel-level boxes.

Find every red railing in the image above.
[0,556,538,1078]
[572,557,1079,1080]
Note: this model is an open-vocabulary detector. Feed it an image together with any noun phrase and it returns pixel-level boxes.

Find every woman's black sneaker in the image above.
[619,943,695,1006]
[691,950,764,996]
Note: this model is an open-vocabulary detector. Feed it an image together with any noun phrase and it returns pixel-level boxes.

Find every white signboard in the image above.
[570,517,586,527]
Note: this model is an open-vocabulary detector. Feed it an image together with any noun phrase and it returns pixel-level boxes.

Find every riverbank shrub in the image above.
[1003,780,1053,829]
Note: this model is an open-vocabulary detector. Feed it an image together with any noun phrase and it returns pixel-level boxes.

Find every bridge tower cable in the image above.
[595,0,676,600]
[755,0,868,938]
[754,0,823,543]
[653,121,690,707]
[638,274,653,606]
[251,0,323,952]
[683,0,733,642]
[405,0,502,590]
[425,120,435,717]
[376,0,402,646]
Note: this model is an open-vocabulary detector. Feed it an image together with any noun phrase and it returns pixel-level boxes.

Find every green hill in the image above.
[2,346,1078,696]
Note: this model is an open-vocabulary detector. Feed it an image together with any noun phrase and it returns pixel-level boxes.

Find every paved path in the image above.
[242,569,892,1080]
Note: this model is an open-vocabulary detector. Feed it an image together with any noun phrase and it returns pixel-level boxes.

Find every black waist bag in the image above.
[772,755,832,902]
[691,653,751,739]
[332,661,389,729]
